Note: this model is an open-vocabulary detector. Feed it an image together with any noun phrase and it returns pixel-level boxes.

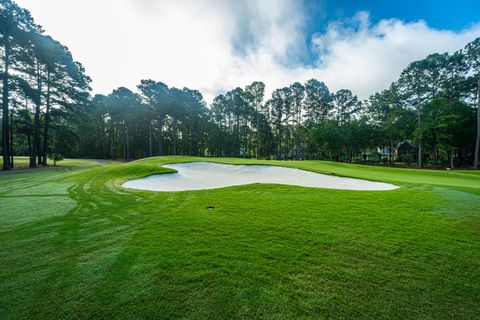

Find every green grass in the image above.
[0,157,479,319]
[0,156,31,166]
[0,156,102,169]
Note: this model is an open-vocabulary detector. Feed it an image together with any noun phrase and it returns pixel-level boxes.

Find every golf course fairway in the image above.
[0,156,479,319]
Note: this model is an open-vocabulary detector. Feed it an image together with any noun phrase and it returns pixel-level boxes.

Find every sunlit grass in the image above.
[0,157,479,319]
[0,156,101,169]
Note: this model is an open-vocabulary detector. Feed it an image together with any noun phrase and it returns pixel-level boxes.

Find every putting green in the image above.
[0,157,479,319]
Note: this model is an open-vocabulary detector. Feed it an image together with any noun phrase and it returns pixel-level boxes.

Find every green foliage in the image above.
[1,0,90,170]
[1,0,480,171]
[47,152,63,165]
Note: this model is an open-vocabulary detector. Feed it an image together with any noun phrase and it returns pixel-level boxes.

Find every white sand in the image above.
[123,162,398,192]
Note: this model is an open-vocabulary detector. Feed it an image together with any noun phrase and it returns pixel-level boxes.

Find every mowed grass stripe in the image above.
[0,157,479,319]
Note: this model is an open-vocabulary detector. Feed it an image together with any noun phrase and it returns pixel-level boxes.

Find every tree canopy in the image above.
[1,0,480,169]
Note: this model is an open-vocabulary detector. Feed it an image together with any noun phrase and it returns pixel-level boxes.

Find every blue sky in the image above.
[15,0,480,103]
[313,0,480,31]
[293,0,480,66]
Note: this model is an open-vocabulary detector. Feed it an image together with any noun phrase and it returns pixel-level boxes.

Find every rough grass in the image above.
[0,156,479,319]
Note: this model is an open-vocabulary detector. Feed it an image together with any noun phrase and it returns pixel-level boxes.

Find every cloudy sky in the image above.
[15,0,480,103]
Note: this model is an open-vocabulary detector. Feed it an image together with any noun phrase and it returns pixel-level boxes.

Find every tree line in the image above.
[1,0,90,170]
[1,0,480,169]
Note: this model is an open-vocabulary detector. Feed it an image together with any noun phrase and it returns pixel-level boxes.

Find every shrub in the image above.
[48,153,64,166]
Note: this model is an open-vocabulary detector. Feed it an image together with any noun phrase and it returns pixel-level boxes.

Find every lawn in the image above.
[0,156,102,169]
[0,157,479,319]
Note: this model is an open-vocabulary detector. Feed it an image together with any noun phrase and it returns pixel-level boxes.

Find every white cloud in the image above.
[13,0,480,103]
[312,12,480,98]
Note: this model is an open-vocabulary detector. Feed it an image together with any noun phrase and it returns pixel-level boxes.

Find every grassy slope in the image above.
[0,157,479,319]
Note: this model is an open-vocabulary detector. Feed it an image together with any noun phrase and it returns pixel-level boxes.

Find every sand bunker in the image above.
[123,162,398,192]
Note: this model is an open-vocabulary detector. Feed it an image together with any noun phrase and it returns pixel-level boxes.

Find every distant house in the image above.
[395,141,415,161]
[377,146,393,159]
[370,141,415,162]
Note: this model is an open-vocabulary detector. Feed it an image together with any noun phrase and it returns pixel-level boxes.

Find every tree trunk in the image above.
[9,102,14,167]
[285,127,289,160]
[474,78,480,169]
[26,98,34,167]
[100,114,106,159]
[158,122,164,156]
[236,116,240,157]
[42,71,51,165]
[2,36,11,170]
[248,126,252,159]
[277,127,281,160]
[243,121,247,158]
[124,123,130,161]
[126,128,129,160]
[148,108,152,157]
[296,110,301,160]
[27,133,32,164]
[173,122,177,156]
[32,63,42,168]
[111,125,115,160]
[256,103,259,159]
[418,112,423,168]
[389,137,393,164]
[134,126,138,160]
[123,124,126,161]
